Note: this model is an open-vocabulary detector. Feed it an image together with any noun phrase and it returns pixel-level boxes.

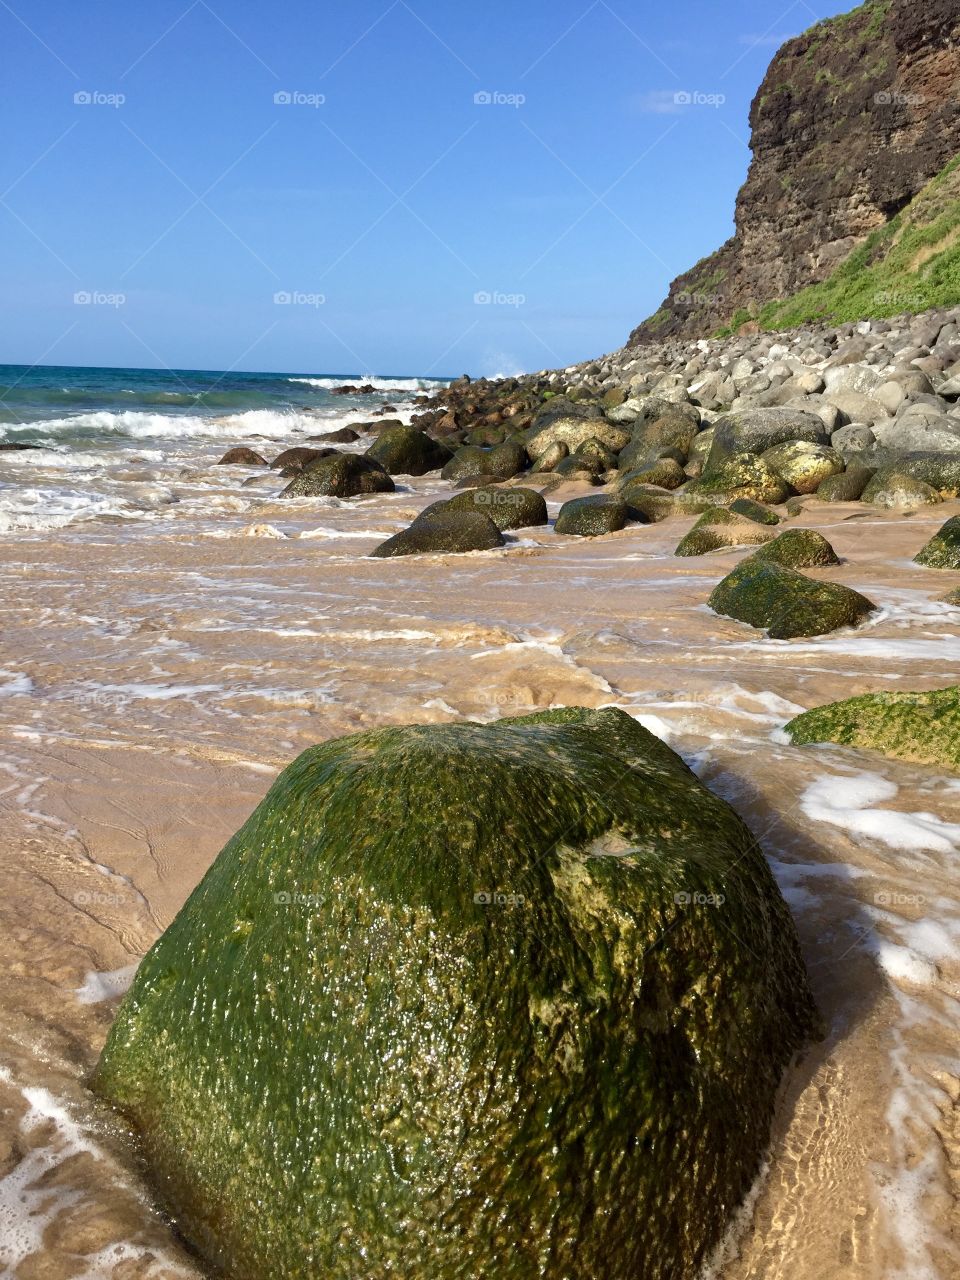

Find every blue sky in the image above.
[1,0,856,377]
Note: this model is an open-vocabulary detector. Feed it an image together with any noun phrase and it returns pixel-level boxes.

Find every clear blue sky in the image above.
[1,0,856,377]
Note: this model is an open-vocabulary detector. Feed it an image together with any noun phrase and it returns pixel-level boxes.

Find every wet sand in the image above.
[1,476,959,1278]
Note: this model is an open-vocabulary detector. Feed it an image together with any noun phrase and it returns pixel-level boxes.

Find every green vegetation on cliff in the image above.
[747,155,960,332]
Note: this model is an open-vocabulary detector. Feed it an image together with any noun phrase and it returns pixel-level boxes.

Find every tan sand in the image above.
[1,483,959,1278]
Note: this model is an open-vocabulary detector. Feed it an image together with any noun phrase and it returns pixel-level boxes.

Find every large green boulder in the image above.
[709,559,875,638]
[554,494,628,536]
[751,530,841,570]
[729,497,781,526]
[365,425,453,475]
[785,687,960,772]
[914,515,960,568]
[423,486,548,532]
[281,453,394,498]
[814,467,874,502]
[688,453,789,505]
[93,708,819,1280]
[761,442,843,495]
[371,510,504,557]
[707,408,829,469]
[861,469,942,509]
[674,509,774,558]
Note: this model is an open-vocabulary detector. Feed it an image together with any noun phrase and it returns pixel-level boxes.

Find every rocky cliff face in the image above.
[630,0,960,344]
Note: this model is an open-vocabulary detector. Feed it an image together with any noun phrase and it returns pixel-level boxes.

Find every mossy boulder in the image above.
[618,404,701,469]
[271,446,332,472]
[618,458,686,491]
[616,483,676,523]
[427,486,548,532]
[93,707,819,1280]
[526,415,631,461]
[365,425,453,476]
[914,515,960,569]
[218,447,268,466]
[689,453,789,505]
[814,467,874,502]
[554,495,628,537]
[785,688,960,772]
[729,497,781,526]
[442,445,494,483]
[707,408,829,468]
[674,509,774,558]
[709,560,875,639]
[370,510,504,557]
[530,440,568,473]
[860,470,942,509]
[751,530,841,570]
[281,453,394,498]
[761,442,843,495]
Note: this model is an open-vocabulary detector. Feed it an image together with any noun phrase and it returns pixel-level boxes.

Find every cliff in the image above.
[630,0,960,343]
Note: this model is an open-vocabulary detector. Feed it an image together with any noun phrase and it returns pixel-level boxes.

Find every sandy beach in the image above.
[1,465,958,1278]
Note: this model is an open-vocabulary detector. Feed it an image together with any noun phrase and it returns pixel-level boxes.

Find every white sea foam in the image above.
[74,963,139,1004]
[801,772,960,853]
[287,375,446,392]
[0,486,141,533]
[0,670,33,697]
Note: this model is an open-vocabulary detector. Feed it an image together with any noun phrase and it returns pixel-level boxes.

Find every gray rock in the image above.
[831,424,877,453]
[707,407,829,469]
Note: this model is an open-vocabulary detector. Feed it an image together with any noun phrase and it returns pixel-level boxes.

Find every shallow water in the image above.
[0,430,959,1276]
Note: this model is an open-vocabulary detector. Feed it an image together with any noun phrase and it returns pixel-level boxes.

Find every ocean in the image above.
[0,363,449,533]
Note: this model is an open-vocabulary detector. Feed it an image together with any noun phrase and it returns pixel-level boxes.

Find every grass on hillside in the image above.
[714,154,960,335]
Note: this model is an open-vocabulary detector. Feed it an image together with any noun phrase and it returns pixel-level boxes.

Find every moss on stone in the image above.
[709,559,874,638]
[675,509,774,558]
[371,510,505,557]
[689,453,789,505]
[752,529,841,569]
[93,708,819,1280]
[786,686,960,771]
[281,453,395,498]
[914,515,960,569]
[729,497,781,526]
[424,486,549,533]
[554,495,629,537]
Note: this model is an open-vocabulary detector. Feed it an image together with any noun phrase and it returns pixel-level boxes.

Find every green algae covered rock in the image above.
[729,497,781,526]
[554,494,628,536]
[752,529,841,570]
[281,453,394,498]
[861,469,942,509]
[709,559,875,638]
[674,508,773,558]
[93,708,819,1280]
[914,515,960,569]
[689,452,790,505]
[814,466,874,503]
[365,424,453,475]
[786,687,960,772]
[430,485,548,532]
[371,510,504,557]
